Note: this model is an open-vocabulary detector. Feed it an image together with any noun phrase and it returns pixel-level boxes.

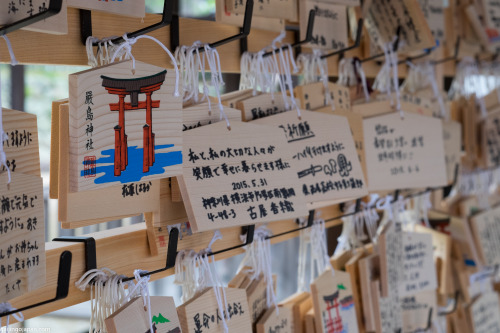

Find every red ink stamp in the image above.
[84,156,97,178]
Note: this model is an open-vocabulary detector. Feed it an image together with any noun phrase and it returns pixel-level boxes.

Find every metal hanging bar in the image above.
[0,251,72,319]
[262,9,315,58]
[80,0,174,46]
[321,19,364,59]
[197,0,254,53]
[0,0,63,36]
[361,26,402,63]
[432,37,461,65]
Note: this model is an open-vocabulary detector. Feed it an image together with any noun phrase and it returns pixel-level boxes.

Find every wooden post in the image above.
[143,124,150,173]
[114,125,121,176]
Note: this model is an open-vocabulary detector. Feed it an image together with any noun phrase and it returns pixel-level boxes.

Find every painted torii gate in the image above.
[323,291,343,333]
[101,70,167,176]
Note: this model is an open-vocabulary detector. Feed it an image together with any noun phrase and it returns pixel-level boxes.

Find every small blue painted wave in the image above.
[340,303,355,311]
[81,144,182,184]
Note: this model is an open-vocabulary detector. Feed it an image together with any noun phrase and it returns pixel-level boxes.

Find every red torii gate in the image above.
[101,70,167,176]
[323,291,343,333]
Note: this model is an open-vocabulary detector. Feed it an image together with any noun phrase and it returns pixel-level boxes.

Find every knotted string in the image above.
[0,302,23,329]
[127,270,153,333]
[75,268,133,333]
[111,34,180,97]
[354,58,371,102]
[204,44,231,129]
[0,35,18,184]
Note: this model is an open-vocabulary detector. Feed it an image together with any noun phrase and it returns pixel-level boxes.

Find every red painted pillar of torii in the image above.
[101,70,167,176]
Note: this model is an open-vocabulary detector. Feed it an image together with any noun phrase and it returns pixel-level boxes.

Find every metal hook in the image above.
[197,0,254,53]
[121,224,255,283]
[361,26,402,63]
[262,10,315,58]
[53,236,97,273]
[0,251,72,319]
[433,37,461,65]
[0,0,63,36]
[80,0,174,46]
[439,291,460,316]
[321,19,364,59]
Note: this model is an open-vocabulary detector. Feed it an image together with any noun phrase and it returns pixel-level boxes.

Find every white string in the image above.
[75,268,133,333]
[388,41,402,118]
[127,270,153,333]
[310,219,334,278]
[111,34,180,97]
[0,36,17,185]
[204,44,231,129]
[0,302,23,329]
[354,59,371,102]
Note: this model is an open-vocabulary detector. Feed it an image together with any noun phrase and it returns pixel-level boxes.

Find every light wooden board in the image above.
[316,107,367,181]
[177,287,252,333]
[362,112,447,191]
[378,221,403,298]
[67,0,145,18]
[182,102,242,131]
[481,109,500,168]
[345,251,366,333]
[294,82,351,112]
[221,89,257,109]
[305,308,316,333]
[237,93,293,122]
[178,121,308,233]
[300,1,348,51]
[281,292,312,333]
[68,60,182,192]
[0,172,45,303]
[400,290,437,333]
[415,224,454,296]
[256,305,294,333]
[215,0,285,32]
[417,0,445,41]
[226,0,298,20]
[358,253,380,332]
[1,108,40,177]
[469,293,500,333]
[448,215,480,270]
[105,296,181,333]
[311,269,359,333]
[443,121,462,184]
[49,99,68,199]
[0,0,68,35]
[7,203,344,323]
[470,205,500,267]
[58,103,160,228]
[399,232,437,297]
[363,0,435,53]
[252,110,367,207]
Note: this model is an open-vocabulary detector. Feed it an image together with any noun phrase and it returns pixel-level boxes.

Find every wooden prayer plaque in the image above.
[311,270,359,333]
[0,172,45,303]
[182,102,242,131]
[67,0,146,18]
[58,103,161,228]
[2,108,40,177]
[363,0,435,53]
[400,290,437,332]
[177,287,252,333]
[226,0,298,21]
[470,206,500,267]
[469,293,500,333]
[300,1,348,51]
[363,112,447,191]
[443,121,462,183]
[399,232,438,297]
[481,110,500,168]
[215,0,285,32]
[378,221,403,298]
[247,275,269,325]
[253,111,367,208]
[69,60,182,192]
[256,306,294,333]
[0,0,68,35]
[294,82,351,112]
[281,292,312,333]
[237,93,292,122]
[105,296,181,333]
[358,254,380,332]
[417,0,445,41]
[305,308,316,333]
[178,121,307,233]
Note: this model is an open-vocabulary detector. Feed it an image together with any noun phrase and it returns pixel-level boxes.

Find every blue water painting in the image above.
[80,144,182,184]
